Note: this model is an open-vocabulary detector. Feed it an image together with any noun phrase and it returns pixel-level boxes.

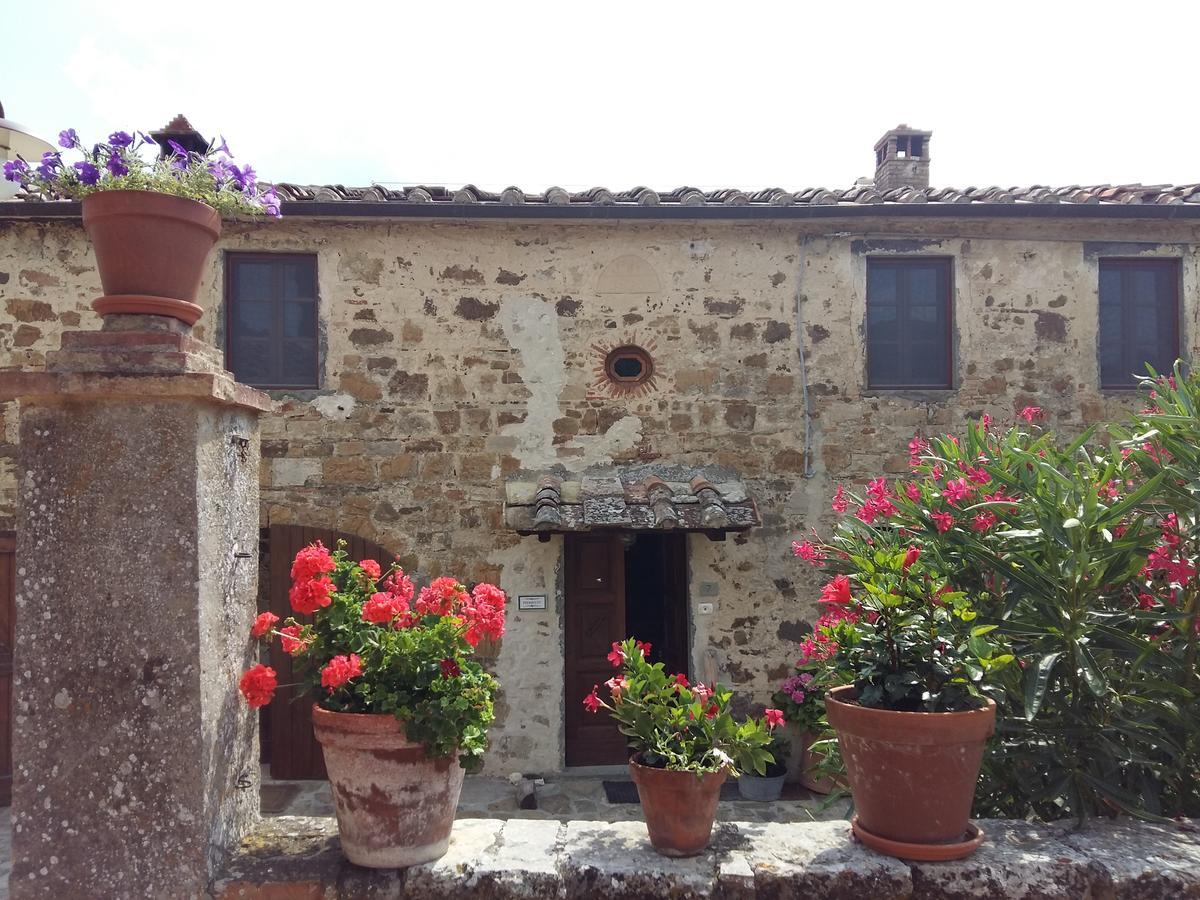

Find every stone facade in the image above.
[2,210,1197,774]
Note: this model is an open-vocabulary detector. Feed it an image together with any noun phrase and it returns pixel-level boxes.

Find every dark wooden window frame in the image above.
[1098,257,1182,391]
[224,251,320,390]
[865,256,955,390]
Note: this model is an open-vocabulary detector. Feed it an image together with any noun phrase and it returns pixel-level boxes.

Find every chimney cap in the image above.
[874,124,933,153]
[149,113,208,156]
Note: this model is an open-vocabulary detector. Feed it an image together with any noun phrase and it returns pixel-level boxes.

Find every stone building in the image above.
[1,124,1198,775]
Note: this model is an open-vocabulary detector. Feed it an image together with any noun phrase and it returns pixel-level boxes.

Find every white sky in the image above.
[5,0,1198,193]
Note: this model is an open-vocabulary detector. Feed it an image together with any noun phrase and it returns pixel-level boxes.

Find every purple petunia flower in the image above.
[260,187,281,217]
[73,161,101,186]
[167,139,188,157]
[106,151,129,177]
[214,136,231,155]
[3,159,29,182]
[139,131,157,145]
[207,157,233,183]
[229,164,256,191]
[57,129,78,149]
[107,131,134,149]
[36,152,62,179]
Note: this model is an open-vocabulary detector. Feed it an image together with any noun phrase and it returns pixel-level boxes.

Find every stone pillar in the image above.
[0,316,270,898]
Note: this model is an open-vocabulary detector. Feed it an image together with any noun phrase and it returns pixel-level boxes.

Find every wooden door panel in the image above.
[564,534,628,766]
[267,524,392,780]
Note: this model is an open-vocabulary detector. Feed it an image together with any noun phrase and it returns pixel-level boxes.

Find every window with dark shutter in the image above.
[866,258,953,389]
[1098,259,1180,389]
[225,253,319,389]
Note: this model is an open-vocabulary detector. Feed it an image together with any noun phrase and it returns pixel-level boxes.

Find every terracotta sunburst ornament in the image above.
[589,335,661,398]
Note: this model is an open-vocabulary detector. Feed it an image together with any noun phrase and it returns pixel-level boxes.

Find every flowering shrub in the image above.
[790,382,1199,820]
[2,128,280,217]
[771,658,840,737]
[238,541,506,771]
[582,638,780,775]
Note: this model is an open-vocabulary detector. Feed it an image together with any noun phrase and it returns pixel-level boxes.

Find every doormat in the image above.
[260,783,301,814]
[601,780,741,804]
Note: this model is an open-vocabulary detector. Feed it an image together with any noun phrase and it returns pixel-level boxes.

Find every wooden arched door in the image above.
[265,523,392,779]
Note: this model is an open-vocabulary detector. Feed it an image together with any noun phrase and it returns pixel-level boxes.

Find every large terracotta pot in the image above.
[81,189,220,325]
[629,755,726,857]
[312,705,465,868]
[825,685,995,860]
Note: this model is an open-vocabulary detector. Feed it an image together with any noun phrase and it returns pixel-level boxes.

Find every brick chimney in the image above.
[874,125,932,191]
[149,113,208,158]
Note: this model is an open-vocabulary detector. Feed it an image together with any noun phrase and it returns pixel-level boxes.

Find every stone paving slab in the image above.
[210,815,1200,899]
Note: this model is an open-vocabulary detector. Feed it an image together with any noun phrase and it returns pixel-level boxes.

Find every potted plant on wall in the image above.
[737,732,789,801]
[3,128,280,325]
[772,662,842,794]
[582,638,781,856]
[237,541,505,868]
[798,515,1013,861]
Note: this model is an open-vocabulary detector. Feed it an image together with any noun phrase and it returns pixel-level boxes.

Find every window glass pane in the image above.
[236,301,272,338]
[230,338,273,384]
[868,342,900,385]
[908,303,939,325]
[283,301,315,339]
[908,266,938,303]
[281,340,317,383]
[235,262,273,303]
[908,342,947,385]
[867,265,897,306]
[869,304,898,327]
[282,262,316,301]
[1133,305,1160,343]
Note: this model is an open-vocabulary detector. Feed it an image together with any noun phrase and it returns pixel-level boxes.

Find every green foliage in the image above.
[584,639,777,775]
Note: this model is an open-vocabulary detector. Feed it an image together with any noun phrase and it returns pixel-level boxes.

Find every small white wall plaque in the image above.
[517,594,547,611]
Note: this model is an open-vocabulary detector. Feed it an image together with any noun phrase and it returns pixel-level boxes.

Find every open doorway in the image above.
[563,531,689,767]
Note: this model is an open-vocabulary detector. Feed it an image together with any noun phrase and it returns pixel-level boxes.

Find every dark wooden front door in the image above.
[266,523,392,780]
[0,532,12,806]
[564,534,627,766]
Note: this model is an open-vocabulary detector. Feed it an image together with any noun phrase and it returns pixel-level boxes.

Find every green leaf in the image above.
[1024,651,1063,720]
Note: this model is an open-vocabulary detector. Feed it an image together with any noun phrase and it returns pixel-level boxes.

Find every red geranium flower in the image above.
[362,592,405,625]
[291,541,335,582]
[359,559,382,581]
[321,654,364,694]
[239,664,277,708]
[250,611,279,639]
[278,624,310,655]
[439,658,461,679]
[289,576,334,615]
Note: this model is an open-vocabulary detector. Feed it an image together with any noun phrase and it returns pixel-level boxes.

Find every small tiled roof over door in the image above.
[504,465,760,540]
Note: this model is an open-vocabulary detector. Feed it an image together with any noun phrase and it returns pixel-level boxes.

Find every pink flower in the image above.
[674,673,690,689]
[605,675,625,697]
[908,435,929,466]
[902,546,921,571]
[764,708,785,729]
[831,485,848,514]
[942,478,972,506]
[905,482,922,502]
[607,642,625,667]
[819,575,852,606]
[931,512,954,533]
[866,477,890,501]
[971,512,997,533]
[692,682,712,704]
[963,466,991,486]
[635,640,653,657]
[583,686,602,713]
[792,540,827,566]
[358,559,381,581]
[1019,406,1044,423]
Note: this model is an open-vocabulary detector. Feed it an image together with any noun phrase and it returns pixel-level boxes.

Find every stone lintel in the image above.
[0,370,272,412]
[211,815,1200,899]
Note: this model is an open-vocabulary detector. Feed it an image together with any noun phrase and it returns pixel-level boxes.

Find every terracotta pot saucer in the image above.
[93,295,204,326]
[851,815,984,861]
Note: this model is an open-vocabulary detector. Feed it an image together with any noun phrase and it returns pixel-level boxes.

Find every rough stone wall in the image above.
[2,213,1198,773]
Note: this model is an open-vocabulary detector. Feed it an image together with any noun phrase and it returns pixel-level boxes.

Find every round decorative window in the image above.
[604,345,654,386]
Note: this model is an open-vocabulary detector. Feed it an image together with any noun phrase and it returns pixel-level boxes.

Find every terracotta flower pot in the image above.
[81,189,221,325]
[825,685,995,860]
[312,705,465,868]
[629,755,727,857]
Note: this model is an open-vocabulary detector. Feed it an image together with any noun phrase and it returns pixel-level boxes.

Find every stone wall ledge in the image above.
[212,815,1200,899]
[0,370,273,411]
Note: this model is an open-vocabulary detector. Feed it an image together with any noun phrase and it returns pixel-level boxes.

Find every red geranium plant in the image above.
[238,540,506,771]
[583,638,781,775]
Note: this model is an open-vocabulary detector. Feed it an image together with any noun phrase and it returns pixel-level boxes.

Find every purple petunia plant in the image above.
[3,129,280,217]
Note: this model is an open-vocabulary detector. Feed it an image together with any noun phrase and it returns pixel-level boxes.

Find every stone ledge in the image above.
[211,816,1200,899]
[0,370,273,412]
